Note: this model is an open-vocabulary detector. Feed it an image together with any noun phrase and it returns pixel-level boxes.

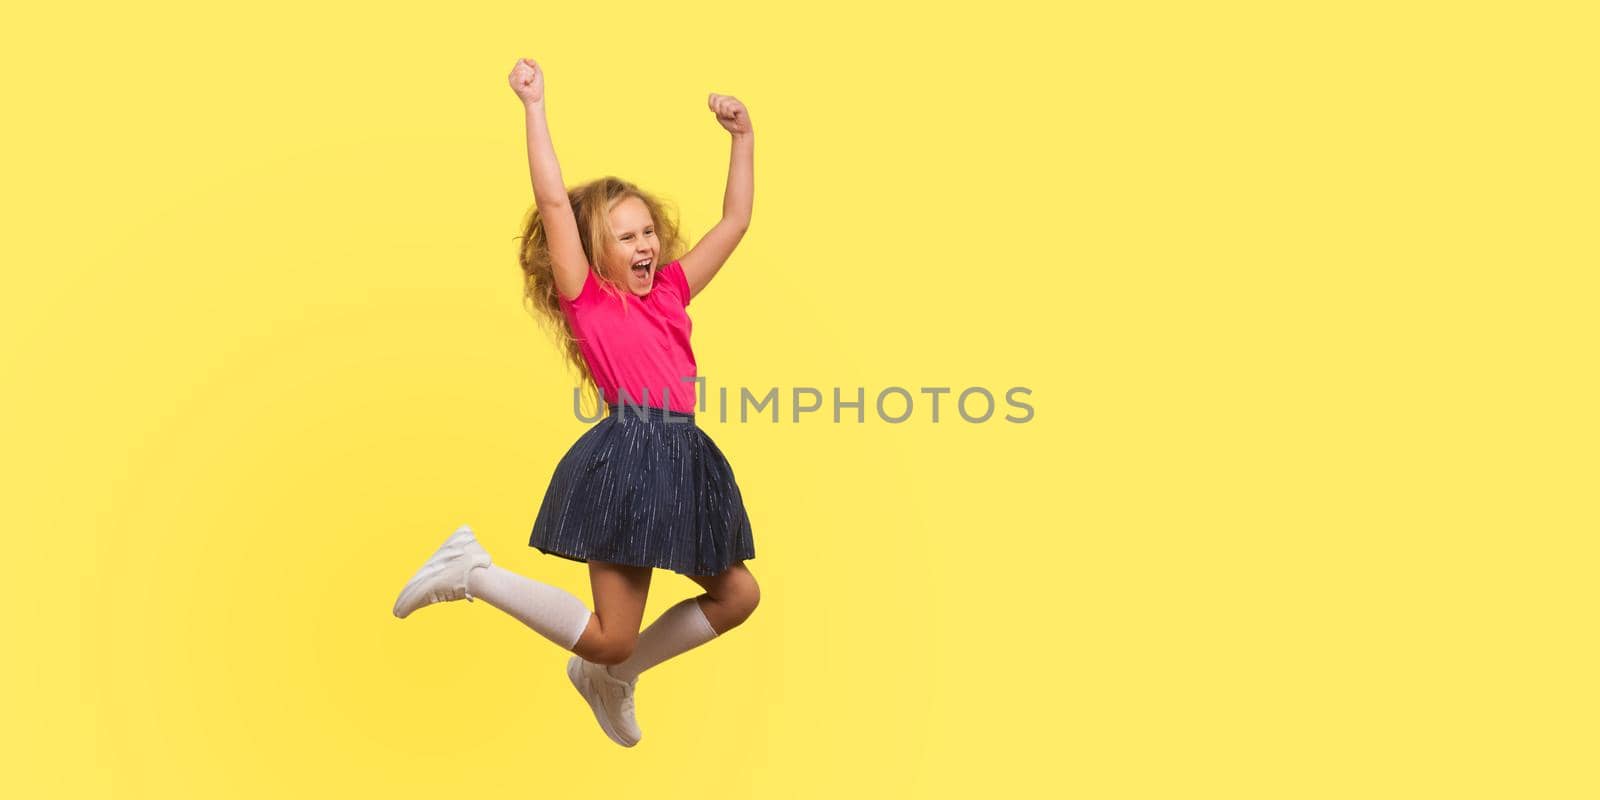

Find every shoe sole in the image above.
[567,655,638,747]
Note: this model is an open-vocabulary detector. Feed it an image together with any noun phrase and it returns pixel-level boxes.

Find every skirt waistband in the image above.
[606,403,697,424]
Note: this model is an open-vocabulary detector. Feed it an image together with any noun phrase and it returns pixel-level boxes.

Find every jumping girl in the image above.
[392,57,759,748]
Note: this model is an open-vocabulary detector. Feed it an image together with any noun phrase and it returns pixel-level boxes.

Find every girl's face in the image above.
[605,195,659,297]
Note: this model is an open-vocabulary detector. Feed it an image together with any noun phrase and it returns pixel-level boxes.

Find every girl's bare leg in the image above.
[571,561,652,665]
[685,561,761,634]
[604,562,760,683]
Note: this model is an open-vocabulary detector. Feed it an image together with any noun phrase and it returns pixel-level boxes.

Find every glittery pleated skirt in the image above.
[529,404,756,576]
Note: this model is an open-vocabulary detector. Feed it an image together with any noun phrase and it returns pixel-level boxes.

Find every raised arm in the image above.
[508,58,588,301]
[679,93,754,299]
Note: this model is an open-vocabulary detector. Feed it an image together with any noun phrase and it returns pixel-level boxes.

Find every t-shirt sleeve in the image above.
[557,267,601,313]
[657,259,692,308]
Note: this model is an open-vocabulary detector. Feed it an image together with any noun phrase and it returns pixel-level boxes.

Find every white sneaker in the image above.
[567,655,641,747]
[392,525,492,619]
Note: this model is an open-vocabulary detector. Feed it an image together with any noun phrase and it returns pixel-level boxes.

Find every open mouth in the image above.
[630,258,653,279]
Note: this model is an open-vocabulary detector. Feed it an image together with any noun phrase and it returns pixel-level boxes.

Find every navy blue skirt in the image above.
[529,403,756,576]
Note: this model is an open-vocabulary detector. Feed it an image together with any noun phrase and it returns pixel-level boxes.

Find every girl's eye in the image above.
[621,235,633,241]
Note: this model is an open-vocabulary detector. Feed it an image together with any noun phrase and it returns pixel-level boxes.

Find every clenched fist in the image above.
[508,58,545,105]
[708,93,752,136]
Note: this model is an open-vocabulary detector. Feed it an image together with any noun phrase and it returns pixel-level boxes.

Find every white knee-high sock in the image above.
[466,565,593,651]
[607,597,720,683]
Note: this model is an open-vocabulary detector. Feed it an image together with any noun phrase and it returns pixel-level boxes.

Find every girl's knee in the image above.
[740,572,761,615]
[722,571,760,625]
[580,629,638,665]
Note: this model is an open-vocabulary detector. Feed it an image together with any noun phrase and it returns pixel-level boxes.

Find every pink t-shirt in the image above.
[559,260,699,414]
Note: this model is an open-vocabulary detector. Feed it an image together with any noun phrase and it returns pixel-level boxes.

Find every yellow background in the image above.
[4,1,1596,797]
